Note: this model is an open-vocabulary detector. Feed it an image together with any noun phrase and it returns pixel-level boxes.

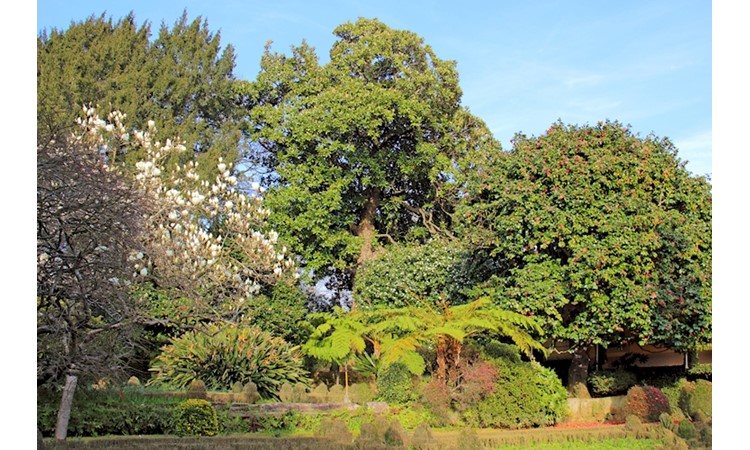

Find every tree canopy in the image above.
[37,11,244,179]
[455,121,711,383]
[241,18,496,298]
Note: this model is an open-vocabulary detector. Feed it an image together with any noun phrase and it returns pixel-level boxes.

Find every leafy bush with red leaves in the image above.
[624,385,671,422]
[454,359,499,412]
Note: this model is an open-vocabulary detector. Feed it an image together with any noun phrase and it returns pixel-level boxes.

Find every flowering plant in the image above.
[74,106,297,323]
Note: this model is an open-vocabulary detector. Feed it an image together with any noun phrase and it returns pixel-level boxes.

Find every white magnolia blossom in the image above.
[70,107,299,314]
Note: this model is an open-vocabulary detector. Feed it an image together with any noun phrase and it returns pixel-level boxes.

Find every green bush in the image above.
[679,379,711,421]
[463,359,567,429]
[687,363,712,381]
[587,369,637,396]
[676,419,697,440]
[624,385,671,422]
[352,240,477,309]
[481,340,522,363]
[660,377,689,420]
[173,399,219,436]
[148,324,310,398]
[377,363,417,404]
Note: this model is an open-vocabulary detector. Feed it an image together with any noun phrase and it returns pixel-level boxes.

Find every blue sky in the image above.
[36,0,712,177]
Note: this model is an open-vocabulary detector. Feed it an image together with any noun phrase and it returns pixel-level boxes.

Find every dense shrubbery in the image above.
[624,385,671,422]
[353,240,477,309]
[37,387,182,437]
[173,399,219,436]
[680,379,712,421]
[377,363,418,404]
[463,359,568,429]
[148,324,310,398]
[588,369,638,396]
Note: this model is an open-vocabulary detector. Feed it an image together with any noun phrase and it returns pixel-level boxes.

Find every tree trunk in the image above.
[355,187,381,266]
[568,347,591,398]
[436,337,448,381]
[55,373,78,440]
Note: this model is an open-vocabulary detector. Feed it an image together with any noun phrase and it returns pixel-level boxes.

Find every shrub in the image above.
[350,382,375,404]
[352,240,476,310]
[186,379,208,399]
[463,359,567,429]
[659,412,674,429]
[676,419,698,440]
[421,378,452,425]
[384,420,408,448]
[377,363,416,404]
[588,369,638,396]
[624,385,671,422]
[37,386,180,437]
[454,359,498,412]
[660,377,689,420]
[411,423,438,450]
[173,399,219,436]
[482,340,522,363]
[680,379,711,421]
[314,417,353,445]
[687,363,712,381]
[149,324,310,398]
[242,381,260,403]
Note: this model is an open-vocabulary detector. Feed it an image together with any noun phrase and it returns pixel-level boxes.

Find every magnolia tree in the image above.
[40,106,297,440]
[78,106,299,326]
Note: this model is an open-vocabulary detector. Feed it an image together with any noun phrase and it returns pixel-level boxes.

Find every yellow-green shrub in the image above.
[173,399,219,436]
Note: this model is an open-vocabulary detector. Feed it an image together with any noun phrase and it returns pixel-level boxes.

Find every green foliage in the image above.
[244,282,313,345]
[659,412,674,429]
[37,386,181,437]
[38,11,243,177]
[173,399,219,436]
[353,240,477,309]
[376,363,417,404]
[463,359,568,429]
[148,324,310,398]
[588,369,637,396]
[481,340,522,363]
[624,385,671,422]
[660,378,689,421]
[456,121,712,353]
[421,378,452,426]
[364,297,547,380]
[676,419,697,440]
[687,363,712,381]
[679,379,711,421]
[245,17,496,287]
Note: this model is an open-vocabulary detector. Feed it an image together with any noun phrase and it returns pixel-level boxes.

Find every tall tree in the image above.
[37,10,244,179]
[242,18,495,299]
[455,121,712,392]
[37,12,151,142]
